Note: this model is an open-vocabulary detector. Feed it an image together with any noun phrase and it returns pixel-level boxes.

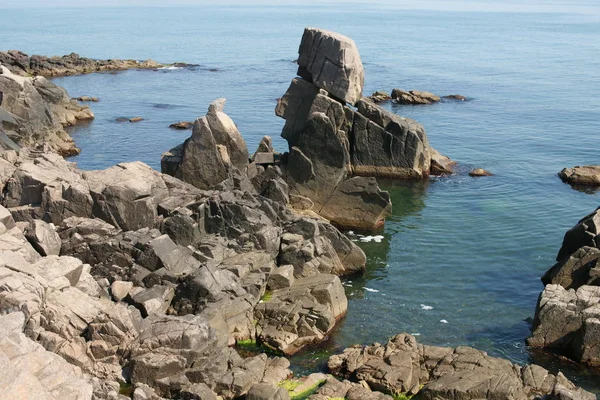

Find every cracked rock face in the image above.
[529,207,600,367]
[161,98,249,190]
[0,65,93,155]
[297,27,364,106]
[328,333,596,400]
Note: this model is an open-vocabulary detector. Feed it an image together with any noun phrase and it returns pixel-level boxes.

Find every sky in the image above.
[0,0,596,12]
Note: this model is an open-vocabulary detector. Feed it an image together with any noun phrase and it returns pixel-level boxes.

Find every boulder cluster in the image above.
[529,207,600,367]
[0,146,364,398]
[0,27,597,400]
[163,28,454,231]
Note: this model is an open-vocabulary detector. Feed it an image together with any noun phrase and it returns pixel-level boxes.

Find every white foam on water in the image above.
[158,66,182,70]
[440,319,449,324]
[359,235,384,243]
[421,304,433,310]
[412,333,421,336]
[365,287,379,293]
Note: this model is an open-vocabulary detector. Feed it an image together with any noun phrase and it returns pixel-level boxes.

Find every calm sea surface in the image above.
[2,2,600,392]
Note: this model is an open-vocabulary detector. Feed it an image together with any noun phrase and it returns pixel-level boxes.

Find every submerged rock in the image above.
[169,121,193,130]
[469,168,493,177]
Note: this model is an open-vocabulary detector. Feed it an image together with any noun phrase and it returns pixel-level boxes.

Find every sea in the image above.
[2,1,600,393]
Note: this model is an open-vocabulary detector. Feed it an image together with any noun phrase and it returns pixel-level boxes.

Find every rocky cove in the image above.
[1,26,599,400]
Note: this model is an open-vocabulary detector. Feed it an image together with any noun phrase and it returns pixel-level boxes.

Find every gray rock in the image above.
[25,219,62,256]
[130,285,175,317]
[391,89,440,105]
[542,246,600,289]
[559,165,600,186]
[556,207,600,261]
[110,280,134,302]
[161,99,249,190]
[0,312,93,400]
[0,65,93,155]
[246,382,290,400]
[528,284,600,365]
[329,333,595,400]
[255,274,347,354]
[297,27,364,105]
[180,383,218,400]
[267,265,295,290]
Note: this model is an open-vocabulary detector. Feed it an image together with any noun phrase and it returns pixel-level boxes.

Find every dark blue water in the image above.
[2,2,600,392]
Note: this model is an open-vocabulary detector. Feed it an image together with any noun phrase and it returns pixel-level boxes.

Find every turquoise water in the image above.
[2,2,600,392]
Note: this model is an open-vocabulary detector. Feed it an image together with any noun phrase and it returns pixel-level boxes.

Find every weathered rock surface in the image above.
[469,168,493,177]
[0,50,163,77]
[560,166,600,187]
[161,98,249,190]
[368,91,392,103]
[529,207,600,368]
[0,311,93,399]
[255,274,347,354]
[0,65,94,154]
[297,28,364,105]
[328,333,595,399]
[274,29,455,229]
[391,89,440,105]
[169,121,193,130]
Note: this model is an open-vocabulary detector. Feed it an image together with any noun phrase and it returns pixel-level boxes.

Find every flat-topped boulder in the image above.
[559,165,600,187]
[297,28,364,105]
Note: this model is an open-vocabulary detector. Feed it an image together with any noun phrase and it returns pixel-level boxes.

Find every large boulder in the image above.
[0,65,93,155]
[161,99,249,190]
[529,207,600,367]
[559,166,600,187]
[528,284,600,365]
[254,273,347,355]
[297,28,364,105]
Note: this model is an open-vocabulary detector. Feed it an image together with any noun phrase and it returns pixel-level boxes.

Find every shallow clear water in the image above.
[2,2,600,393]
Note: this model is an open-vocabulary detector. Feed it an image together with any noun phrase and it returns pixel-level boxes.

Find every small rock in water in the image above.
[558,165,600,186]
[115,117,129,123]
[469,168,493,177]
[368,90,392,103]
[169,121,193,130]
[442,94,467,101]
[129,117,144,123]
[75,95,99,102]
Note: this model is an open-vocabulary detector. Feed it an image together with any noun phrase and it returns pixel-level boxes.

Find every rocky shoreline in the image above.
[0,28,597,399]
[0,50,182,77]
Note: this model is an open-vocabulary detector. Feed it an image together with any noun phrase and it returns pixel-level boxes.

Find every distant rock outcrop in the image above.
[529,207,600,367]
[391,88,440,105]
[0,50,163,77]
[0,65,93,155]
